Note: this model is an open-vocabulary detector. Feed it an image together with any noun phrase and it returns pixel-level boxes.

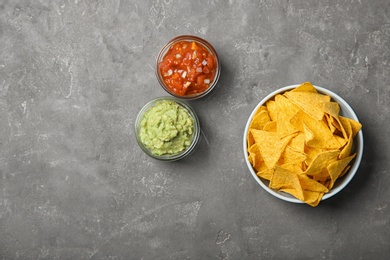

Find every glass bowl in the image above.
[243,84,364,204]
[156,35,221,100]
[135,97,200,161]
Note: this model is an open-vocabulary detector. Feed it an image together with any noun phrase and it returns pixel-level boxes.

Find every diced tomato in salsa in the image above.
[159,41,217,96]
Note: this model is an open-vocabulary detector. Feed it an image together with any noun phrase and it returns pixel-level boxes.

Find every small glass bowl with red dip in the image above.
[156,35,221,99]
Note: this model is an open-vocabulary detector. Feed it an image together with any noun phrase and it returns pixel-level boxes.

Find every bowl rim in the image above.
[243,84,364,203]
[135,96,201,161]
[155,35,221,100]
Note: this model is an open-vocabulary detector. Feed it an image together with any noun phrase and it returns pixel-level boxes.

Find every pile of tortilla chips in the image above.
[247,82,362,207]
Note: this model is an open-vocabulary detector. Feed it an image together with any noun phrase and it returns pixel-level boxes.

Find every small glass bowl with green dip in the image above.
[135,97,200,161]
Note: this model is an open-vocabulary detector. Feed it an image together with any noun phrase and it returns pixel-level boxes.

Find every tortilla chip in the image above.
[263,121,277,132]
[327,154,356,189]
[304,150,340,178]
[324,114,337,134]
[298,174,329,193]
[249,110,271,130]
[338,117,354,159]
[250,129,293,169]
[304,146,325,167]
[254,105,268,116]
[340,115,362,138]
[291,82,318,93]
[257,168,274,181]
[266,100,278,121]
[288,132,305,153]
[291,111,345,149]
[284,91,330,121]
[247,130,255,148]
[248,144,267,172]
[273,95,301,138]
[302,190,324,207]
[279,145,307,165]
[270,167,304,201]
[280,164,304,174]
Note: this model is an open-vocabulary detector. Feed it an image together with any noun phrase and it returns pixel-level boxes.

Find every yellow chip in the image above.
[324,114,338,134]
[320,101,340,118]
[270,166,304,201]
[302,123,315,144]
[288,132,305,153]
[291,82,318,93]
[291,110,346,149]
[273,95,301,138]
[254,105,268,116]
[256,168,274,181]
[247,130,255,148]
[279,145,307,165]
[340,115,362,138]
[266,100,278,121]
[248,144,267,172]
[284,91,330,121]
[279,163,304,174]
[327,154,356,190]
[338,116,354,159]
[249,110,271,130]
[301,190,324,207]
[321,101,349,139]
[304,146,326,167]
[250,129,293,169]
[297,174,329,193]
[304,150,340,178]
[263,121,277,132]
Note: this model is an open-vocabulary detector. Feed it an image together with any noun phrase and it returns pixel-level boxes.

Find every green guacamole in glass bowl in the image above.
[135,97,200,161]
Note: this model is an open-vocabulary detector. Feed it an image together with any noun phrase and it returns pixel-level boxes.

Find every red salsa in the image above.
[159,41,217,96]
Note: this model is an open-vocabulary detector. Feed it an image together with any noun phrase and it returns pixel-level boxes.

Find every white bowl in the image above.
[243,85,364,203]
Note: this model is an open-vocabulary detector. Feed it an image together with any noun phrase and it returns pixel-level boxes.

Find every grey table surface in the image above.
[1,0,390,259]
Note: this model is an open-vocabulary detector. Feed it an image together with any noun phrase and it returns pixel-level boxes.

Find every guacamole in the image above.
[139,100,194,156]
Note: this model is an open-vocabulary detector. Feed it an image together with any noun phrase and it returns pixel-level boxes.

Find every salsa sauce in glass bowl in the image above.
[156,35,220,99]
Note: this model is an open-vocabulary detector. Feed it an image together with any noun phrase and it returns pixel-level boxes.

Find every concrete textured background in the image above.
[1,0,390,259]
